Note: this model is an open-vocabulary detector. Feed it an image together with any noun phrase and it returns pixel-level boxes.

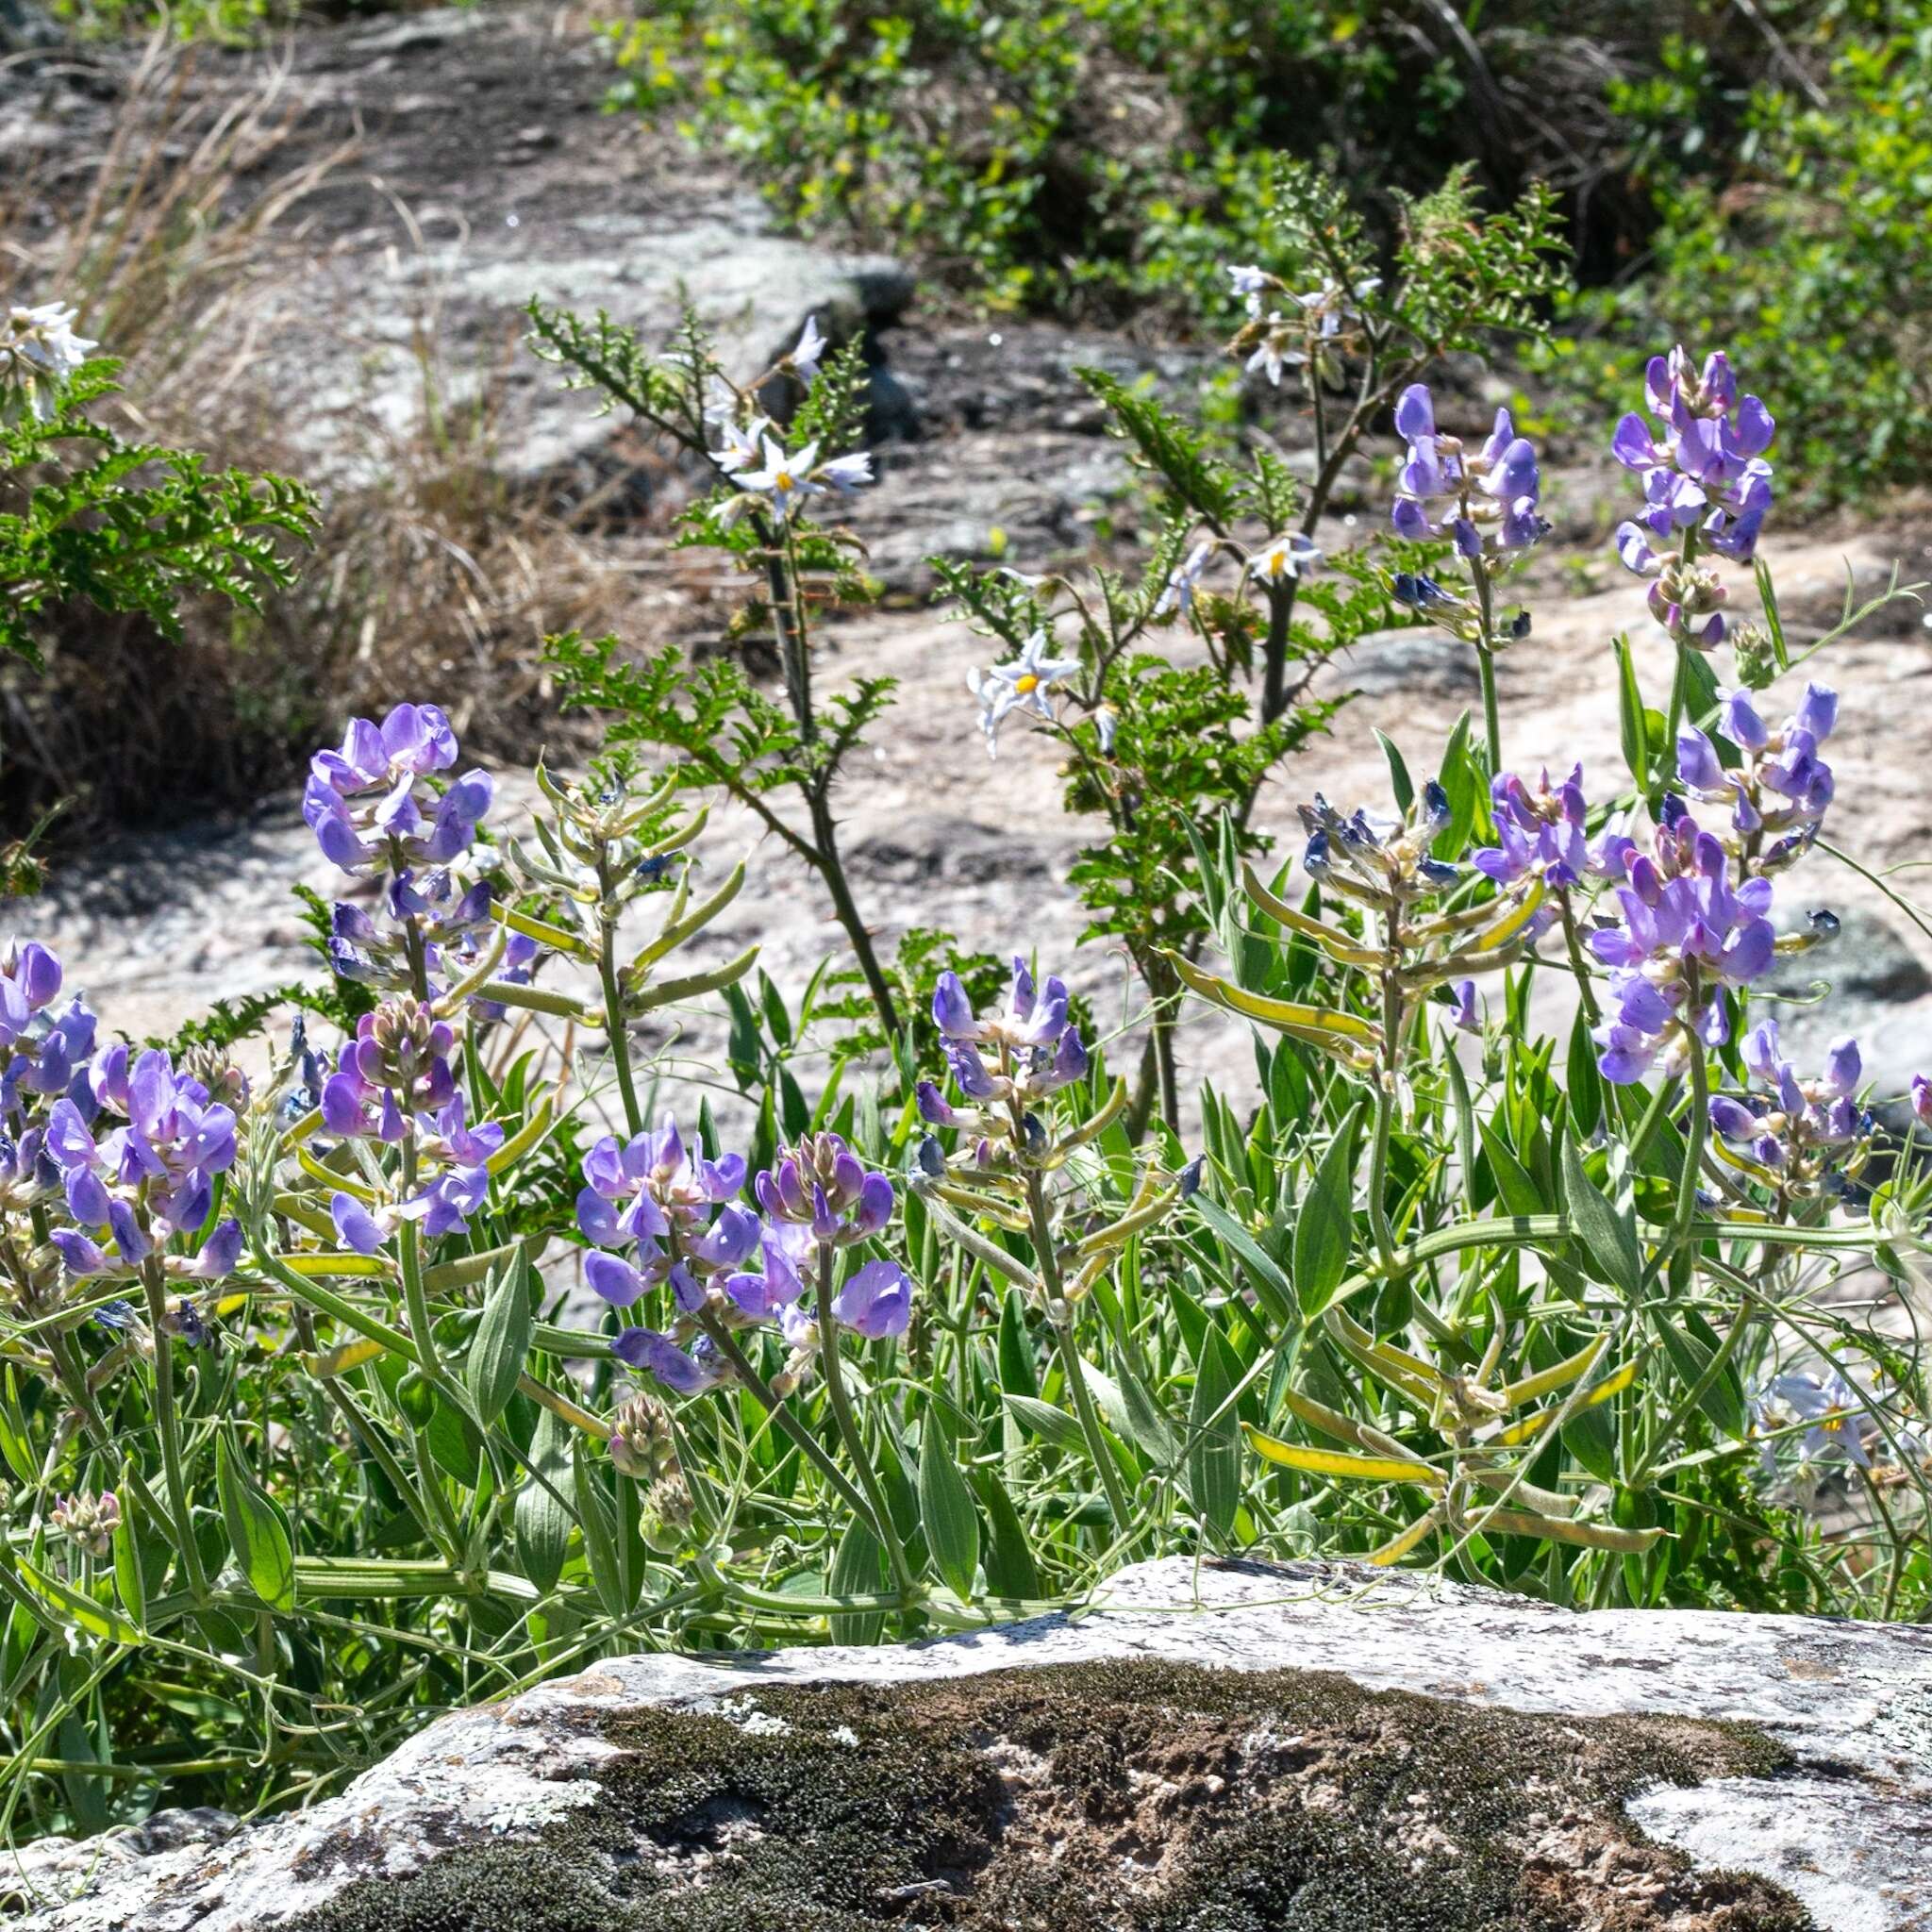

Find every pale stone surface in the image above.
[12,1556,1931,1929]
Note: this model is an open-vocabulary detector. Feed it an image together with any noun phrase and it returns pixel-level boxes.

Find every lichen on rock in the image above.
[281,1660,1809,1932]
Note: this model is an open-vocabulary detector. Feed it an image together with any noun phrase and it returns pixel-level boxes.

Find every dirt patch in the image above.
[281,1658,1812,1932]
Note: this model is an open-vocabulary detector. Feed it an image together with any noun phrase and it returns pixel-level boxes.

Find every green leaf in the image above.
[1374,729,1415,815]
[1187,1327,1242,1540]
[1613,636,1649,791]
[917,1434,981,1601]
[1560,1134,1642,1300]
[7,1553,143,1648]
[516,1408,573,1594]
[1432,712,1478,857]
[972,1466,1042,1600]
[573,1443,629,1619]
[1652,1307,1747,1440]
[997,1287,1039,1400]
[217,1432,296,1612]
[1566,1008,1604,1139]
[466,1258,534,1428]
[1189,1194,1296,1331]
[828,1518,886,1644]
[1293,1103,1364,1322]
[1002,1393,1088,1454]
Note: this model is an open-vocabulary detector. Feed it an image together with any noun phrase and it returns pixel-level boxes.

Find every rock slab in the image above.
[11,1556,1931,1929]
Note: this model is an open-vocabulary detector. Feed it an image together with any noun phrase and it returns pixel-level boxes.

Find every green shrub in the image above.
[608,0,1838,317]
[1550,12,1932,504]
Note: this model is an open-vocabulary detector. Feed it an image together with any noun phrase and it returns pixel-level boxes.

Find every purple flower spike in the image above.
[1391,386,1545,558]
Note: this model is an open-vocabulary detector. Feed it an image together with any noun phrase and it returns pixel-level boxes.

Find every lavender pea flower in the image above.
[755,1132,893,1247]
[579,1114,756,1311]
[1590,806,1775,1084]
[1391,385,1546,558]
[1676,682,1837,874]
[831,1257,914,1341]
[304,703,493,877]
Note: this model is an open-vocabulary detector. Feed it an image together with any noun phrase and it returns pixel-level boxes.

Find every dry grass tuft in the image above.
[0,28,637,835]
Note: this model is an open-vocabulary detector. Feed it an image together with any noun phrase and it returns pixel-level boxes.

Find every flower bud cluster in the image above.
[50,1489,120,1557]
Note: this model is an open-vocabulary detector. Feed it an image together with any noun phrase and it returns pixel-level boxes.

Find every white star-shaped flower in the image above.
[3,302,97,420]
[740,436,825,517]
[789,314,827,386]
[1248,533,1323,584]
[1155,539,1215,617]
[966,631,1081,758]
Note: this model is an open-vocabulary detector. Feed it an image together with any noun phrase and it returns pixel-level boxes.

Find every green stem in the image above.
[1022,1164,1130,1532]
[595,853,645,1139]
[397,1138,441,1386]
[813,1241,917,1600]
[1659,1017,1711,1269]
[1470,553,1503,774]
[691,1308,900,1555]
[138,1261,209,1602]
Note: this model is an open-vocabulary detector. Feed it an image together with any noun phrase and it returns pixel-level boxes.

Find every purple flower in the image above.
[1449,980,1479,1033]
[576,1113,752,1312]
[304,704,491,878]
[1611,347,1774,557]
[331,1191,390,1256]
[928,959,1088,1110]
[1390,386,1546,558]
[831,1257,914,1341]
[0,941,95,1123]
[611,1326,729,1395]
[1914,1074,1932,1129]
[1589,809,1776,1083]
[1676,682,1837,873]
[48,1049,238,1238]
[1709,1018,1867,1186]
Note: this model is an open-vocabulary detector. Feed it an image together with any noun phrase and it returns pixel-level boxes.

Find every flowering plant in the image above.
[2,232,1930,1865]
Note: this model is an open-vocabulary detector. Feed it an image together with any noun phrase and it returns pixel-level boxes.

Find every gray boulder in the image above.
[14,1557,1929,1930]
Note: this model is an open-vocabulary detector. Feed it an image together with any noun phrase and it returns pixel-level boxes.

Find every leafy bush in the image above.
[1554,12,1932,504]
[608,0,1835,315]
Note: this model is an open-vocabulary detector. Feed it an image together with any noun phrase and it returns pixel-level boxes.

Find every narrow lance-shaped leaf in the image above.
[217,1431,296,1612]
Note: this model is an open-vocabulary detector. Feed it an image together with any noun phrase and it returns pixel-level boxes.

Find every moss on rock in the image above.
[284,1659,1813,1932]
